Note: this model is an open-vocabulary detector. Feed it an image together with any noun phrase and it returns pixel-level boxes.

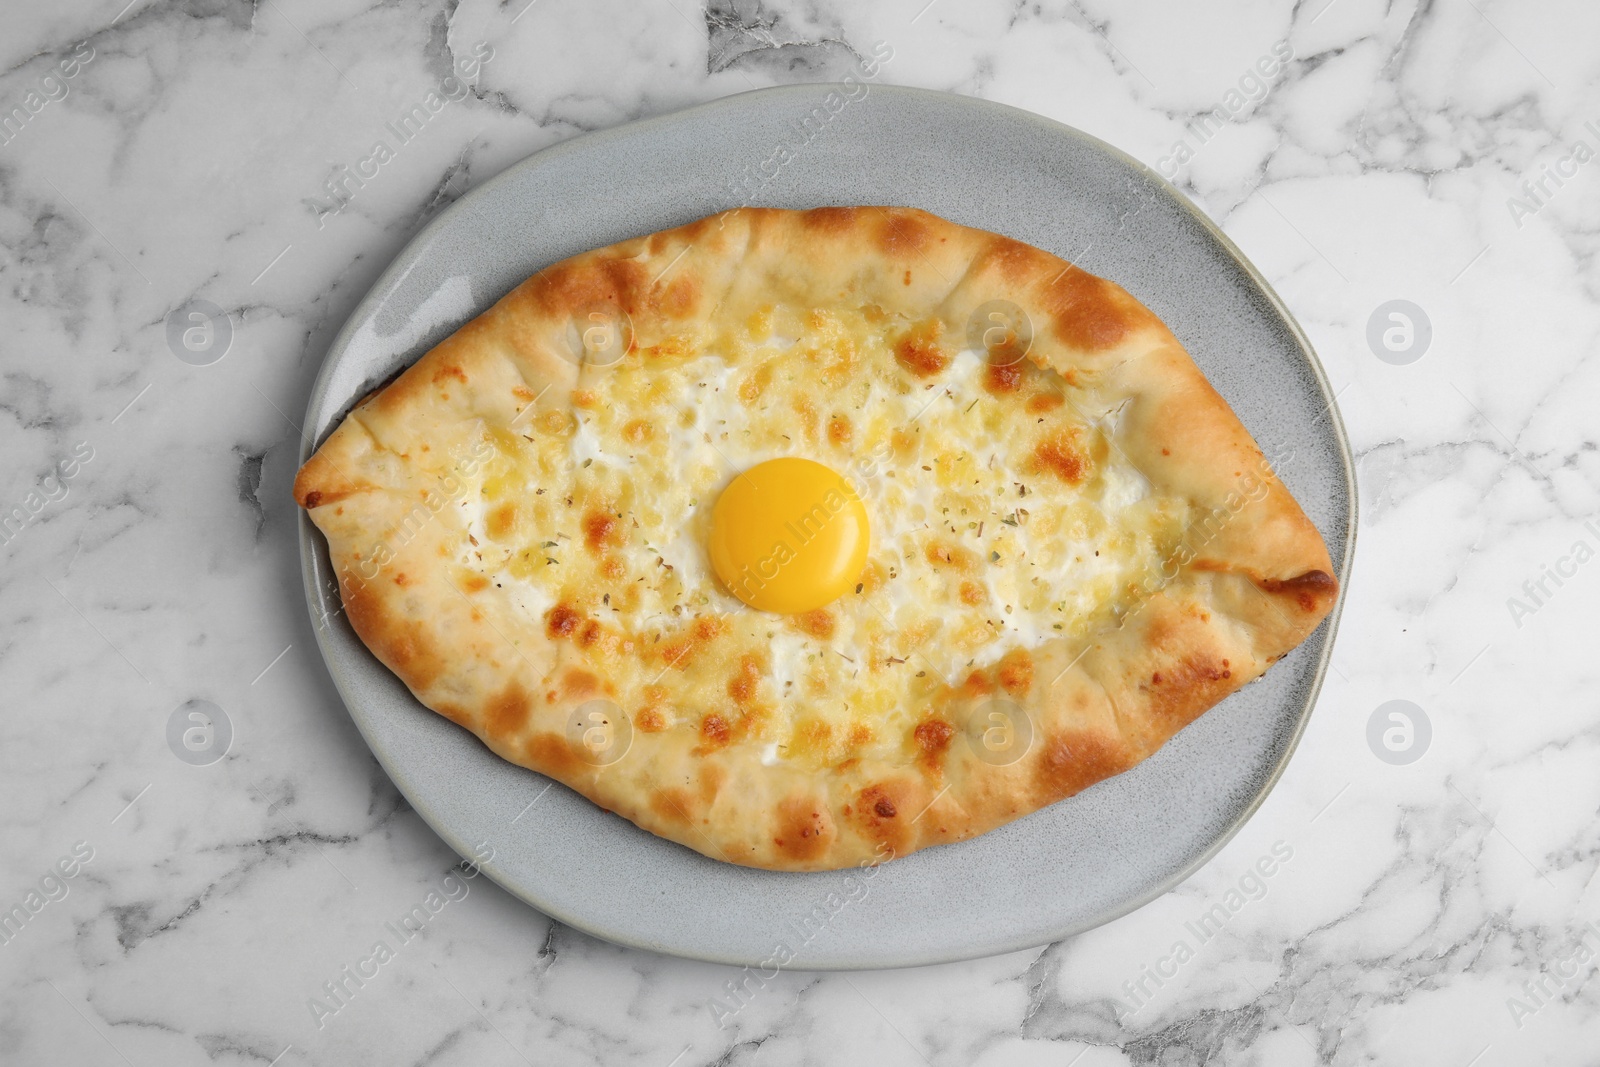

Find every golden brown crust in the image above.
[296,206,1337,871]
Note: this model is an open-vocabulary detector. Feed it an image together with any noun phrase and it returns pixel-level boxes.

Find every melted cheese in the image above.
[463,304,1185,768]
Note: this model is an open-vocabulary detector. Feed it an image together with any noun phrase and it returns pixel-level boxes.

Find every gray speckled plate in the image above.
[298,84,1354,969]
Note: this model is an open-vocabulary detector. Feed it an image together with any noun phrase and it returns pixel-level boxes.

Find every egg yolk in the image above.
[709,457,870,614]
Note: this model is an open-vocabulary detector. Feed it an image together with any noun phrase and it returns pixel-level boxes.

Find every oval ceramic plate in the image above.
[298,84,1354,969]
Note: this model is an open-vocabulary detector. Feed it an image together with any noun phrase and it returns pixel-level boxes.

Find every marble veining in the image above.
[1,0,1598,1063]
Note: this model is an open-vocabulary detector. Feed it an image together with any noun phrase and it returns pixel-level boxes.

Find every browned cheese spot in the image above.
[701,713,731,746]
[827,415,852,446]
[728,654,762,705]
[998,648,1035,695]
[583,509,618,552]
[546,604,581,639]
[925,539,975,571]
[1032,430,1087,484]
[914,719,956,768]
[984,360,1025,394]
[738,364,770,403]
[486,501,518,540]
[659,616,725,671]
[578,620,602,648]
[790,717,832,762]
[795,608,835,639]
[792,394,819,437]
[894,319,949,378]
[658,638,694,669]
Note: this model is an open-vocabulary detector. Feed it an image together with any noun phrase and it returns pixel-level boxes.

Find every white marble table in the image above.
[3,1,1597,1063]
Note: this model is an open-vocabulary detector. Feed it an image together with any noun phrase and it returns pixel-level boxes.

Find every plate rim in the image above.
[296,82,1358,969]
